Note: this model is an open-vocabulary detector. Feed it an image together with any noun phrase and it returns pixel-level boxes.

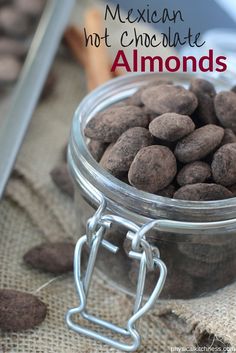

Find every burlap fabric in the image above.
[1,3,236,351]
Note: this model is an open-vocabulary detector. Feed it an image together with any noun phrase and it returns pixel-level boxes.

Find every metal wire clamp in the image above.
[66,200,167,352]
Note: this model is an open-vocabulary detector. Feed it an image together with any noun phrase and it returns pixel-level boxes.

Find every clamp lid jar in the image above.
[68,72,236,300]
[66,72,236,351]
[69,74,236,298]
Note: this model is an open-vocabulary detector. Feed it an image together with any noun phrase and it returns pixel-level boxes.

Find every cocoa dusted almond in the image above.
[174,124,224,163]
[84,105,148,142]
[88,139,107,162]
[23,242,75,274]
[155,184,176,198]
[141,84,198,115]
[177,161,211,186]
[50,163,74,198]
[221,129,236,146]
[149,113,195,142]
[99,142,115,166]
[128,145,177,193]
[212,143,236,186]
[0,289,47,331]
[189,78,218,125]
[174,183,232,201]
[127,79,173,107]
[141,105,158,122]
[229,184,236,196]
[214,91,236,132]
[100,127,152,176]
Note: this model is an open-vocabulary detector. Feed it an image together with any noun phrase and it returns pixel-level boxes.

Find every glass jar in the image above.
[68,72,236,300]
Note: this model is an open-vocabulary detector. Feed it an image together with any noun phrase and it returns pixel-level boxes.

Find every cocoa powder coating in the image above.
[149,113,195,142]
[177,161,211,186]
[141,84,198,115]
[174,124,224,163]
[84,106,148,142]
[189,78,218,125]
[174,183,232,201]
[128,145,177,193]
[0,289,47,331]
[23,242,75,274]
[212,143,236,186]
[100,127,152,176]
[214,91,236,132]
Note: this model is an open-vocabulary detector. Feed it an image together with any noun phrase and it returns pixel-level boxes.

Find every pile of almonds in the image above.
[85,78,236,201]
[0,0,45,86]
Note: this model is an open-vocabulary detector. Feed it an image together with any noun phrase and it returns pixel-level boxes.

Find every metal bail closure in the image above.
[66,200,167,352]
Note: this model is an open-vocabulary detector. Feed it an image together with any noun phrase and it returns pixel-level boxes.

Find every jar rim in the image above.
[69,72,236,221]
